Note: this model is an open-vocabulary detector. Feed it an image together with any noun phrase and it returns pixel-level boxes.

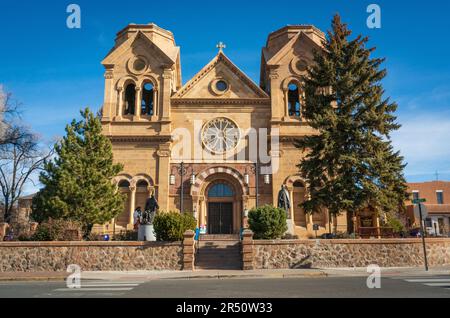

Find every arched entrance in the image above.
[206,182,235,234]
[195,172,244,235]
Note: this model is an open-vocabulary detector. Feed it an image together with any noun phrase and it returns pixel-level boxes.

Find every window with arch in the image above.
[136,180,149,188]
[288,82,301,117]
[118,180,131,189]
[208,183,234,198]
[124,83,136,115]
[141,82,154,116]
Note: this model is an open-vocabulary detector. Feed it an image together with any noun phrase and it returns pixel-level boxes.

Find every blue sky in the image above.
[1,0,450,185]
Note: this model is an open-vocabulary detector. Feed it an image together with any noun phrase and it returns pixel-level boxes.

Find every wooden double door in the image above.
[208,202,233,234]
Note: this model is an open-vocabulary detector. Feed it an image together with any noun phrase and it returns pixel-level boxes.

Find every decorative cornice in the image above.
[104,70,114,79]
[171,98,271,106]
[156,150,171,157]
[107,135,172,143]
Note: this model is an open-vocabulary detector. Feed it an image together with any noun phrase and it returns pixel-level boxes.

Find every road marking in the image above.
[52,279,145,294]
[424,283,450,287]
[77,283,139,287]
[55,287,134,292]
[405,279,450,283]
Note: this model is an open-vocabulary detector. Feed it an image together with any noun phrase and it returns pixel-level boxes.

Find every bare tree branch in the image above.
[0,88,53,222]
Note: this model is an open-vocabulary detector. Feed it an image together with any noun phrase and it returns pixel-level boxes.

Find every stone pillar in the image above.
[269,68,281,122]
[151,88,158,121]
[183,230,195,271]
[135,86,142,120]
[0,223,9,241]
[116,87,124,120]
[102,68,114,121]
[306,213,314,233]
[129,185,136,228]
[241,229,254,270]
[156,146,171,211]
[160,68,172,134]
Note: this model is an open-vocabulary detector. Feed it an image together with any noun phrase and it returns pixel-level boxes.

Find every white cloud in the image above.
[391,113,450,178]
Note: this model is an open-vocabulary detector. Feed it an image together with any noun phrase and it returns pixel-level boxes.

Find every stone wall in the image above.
[0,241,183,272]
[252,238,450,269]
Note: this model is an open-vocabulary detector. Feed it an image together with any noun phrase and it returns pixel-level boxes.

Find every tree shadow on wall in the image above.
[290,255,313,269]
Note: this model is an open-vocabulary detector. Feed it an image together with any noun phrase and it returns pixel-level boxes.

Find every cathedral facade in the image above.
[99,23,350,238]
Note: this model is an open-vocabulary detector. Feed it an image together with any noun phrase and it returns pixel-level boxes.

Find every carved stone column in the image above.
[102,68,114,121]
[129,185,136,228]
[160,68,172,133]
[115,86,123,120]
[269,67,282,122]
[134,86,142,120]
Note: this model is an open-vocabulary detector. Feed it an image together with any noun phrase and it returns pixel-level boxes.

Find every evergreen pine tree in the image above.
[32,108,124,236]
[295,15,409,233]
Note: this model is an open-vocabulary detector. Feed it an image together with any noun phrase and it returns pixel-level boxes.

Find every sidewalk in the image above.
[0,269,326,282]
[0,266,448,282]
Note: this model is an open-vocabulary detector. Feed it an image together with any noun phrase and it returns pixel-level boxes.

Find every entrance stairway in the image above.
[195,235,242,270]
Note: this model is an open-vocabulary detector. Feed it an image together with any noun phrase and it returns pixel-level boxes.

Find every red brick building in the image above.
[406,181,450,236]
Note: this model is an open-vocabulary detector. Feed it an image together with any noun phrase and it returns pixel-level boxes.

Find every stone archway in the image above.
[192,167,247,235]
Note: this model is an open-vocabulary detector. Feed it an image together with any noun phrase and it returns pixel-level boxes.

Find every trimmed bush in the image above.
[248,205,288,239]
[153,211,196,242]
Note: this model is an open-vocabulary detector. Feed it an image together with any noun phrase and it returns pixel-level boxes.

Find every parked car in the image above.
[409,228,421,237]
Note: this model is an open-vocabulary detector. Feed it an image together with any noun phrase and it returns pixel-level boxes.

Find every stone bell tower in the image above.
[100,23,182,216]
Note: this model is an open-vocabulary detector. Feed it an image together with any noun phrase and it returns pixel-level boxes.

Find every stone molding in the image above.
[171,98,270,106]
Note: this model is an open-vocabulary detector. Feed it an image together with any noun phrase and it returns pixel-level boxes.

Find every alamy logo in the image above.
[66,264,81,289]
[367,4,382,29]
[66,4,81,29]
[366,264,381,289]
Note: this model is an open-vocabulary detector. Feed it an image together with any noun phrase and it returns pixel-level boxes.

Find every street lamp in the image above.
[171,162,196,213]
[245,162,260,208]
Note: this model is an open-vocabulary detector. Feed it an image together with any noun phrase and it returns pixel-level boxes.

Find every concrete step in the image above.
[195,262,242,270]
[196,251,240,256]
[197,241,240,248]
[199,234,240,241]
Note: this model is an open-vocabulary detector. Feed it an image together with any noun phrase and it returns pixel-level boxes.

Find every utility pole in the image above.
[414,198,429,271]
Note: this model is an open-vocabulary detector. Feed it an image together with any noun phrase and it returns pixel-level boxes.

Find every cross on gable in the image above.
[216,42,226,52]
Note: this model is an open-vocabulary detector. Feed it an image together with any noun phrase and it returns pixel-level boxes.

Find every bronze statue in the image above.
[277,185,291,219]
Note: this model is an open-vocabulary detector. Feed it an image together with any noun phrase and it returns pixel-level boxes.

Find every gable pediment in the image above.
[266,31,323,67]
[102,31,177,67]
[174,52,269,99]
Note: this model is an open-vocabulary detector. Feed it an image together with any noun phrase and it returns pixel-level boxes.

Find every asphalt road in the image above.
[0,275,449,298]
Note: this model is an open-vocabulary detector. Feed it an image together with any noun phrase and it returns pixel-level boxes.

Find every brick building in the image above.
[406,181,450,236]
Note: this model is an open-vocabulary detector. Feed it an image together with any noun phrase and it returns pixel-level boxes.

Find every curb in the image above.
[160,271,328,280]
[0,271,327,282]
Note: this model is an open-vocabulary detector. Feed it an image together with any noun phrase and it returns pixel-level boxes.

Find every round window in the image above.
[133,59,146,72]
[296,60,308,72]
[216,80,228,92]
[201,118,240,154]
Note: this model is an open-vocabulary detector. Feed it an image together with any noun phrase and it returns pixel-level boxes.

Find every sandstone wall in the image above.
[0,241,183,272]
[252,238,450,269]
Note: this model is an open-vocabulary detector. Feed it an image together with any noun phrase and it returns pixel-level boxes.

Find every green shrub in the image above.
[248,205,288,239]
[30,219,82,241]
[386,215,405,233]
[153,211,196,242]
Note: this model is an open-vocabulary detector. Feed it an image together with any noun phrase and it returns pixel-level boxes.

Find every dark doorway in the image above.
[208,202,233,234]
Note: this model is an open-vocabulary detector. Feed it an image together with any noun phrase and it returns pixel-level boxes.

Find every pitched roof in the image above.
[266,31,323,66]
[102,31,177,66]
[174,51,269,99]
